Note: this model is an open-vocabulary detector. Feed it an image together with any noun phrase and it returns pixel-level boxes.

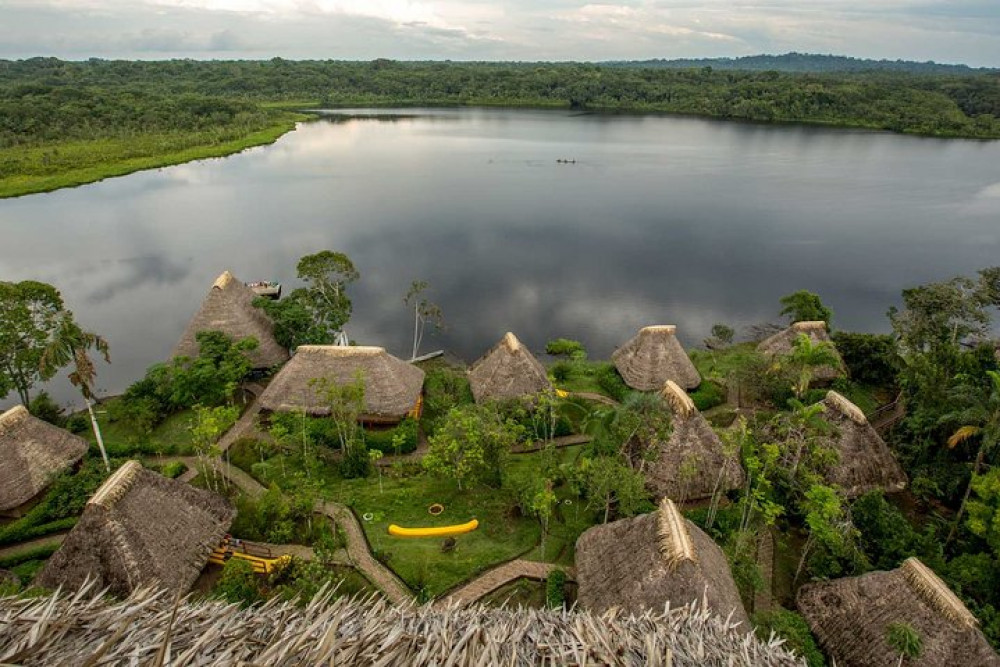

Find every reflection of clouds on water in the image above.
[84,255,192,304]
[2,109,1000,404]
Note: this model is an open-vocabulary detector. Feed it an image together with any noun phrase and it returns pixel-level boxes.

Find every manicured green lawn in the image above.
[82,402,197,456]
[244,444,601,597]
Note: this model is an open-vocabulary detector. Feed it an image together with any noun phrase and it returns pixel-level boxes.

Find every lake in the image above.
[1,108,999,407]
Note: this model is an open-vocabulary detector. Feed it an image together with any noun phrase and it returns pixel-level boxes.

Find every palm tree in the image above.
[789,333,841,399]
[944,369,1000,546]
[41,315,111,471]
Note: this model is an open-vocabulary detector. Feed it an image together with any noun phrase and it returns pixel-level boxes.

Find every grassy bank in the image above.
[0,111,309,199]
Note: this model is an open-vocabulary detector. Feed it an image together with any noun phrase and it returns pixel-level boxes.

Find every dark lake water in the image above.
[2,108,999,408]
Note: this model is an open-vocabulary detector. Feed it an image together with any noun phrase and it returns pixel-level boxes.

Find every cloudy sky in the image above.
[1,0,998,66]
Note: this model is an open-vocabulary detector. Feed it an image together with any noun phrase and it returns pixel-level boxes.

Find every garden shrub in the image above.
[545,338,586,360]
[64,412,89,434]
[688,381,726,411]
[215,558,262,606]
[550,361,573,383]
[830,331,900,387]
[160,461,187,479]
[422,365,474,436]
[546,569,567,608]
[230,486,319,545]
[364,418,419,455]
[753,607,826,667]
[28,392,64,426]
[595,364,629,402]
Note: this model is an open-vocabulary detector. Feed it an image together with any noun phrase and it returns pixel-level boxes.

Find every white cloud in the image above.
[0,0,998,64]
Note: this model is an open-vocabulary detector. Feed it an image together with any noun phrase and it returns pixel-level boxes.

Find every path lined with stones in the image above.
[436,559,576,608]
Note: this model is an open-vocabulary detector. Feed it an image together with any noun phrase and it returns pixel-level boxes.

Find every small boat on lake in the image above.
[246,280,282,299]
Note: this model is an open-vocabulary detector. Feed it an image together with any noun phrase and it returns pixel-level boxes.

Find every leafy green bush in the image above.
[689,381,726,411]
[64,412,89,434]
[545,338,586,360]
[230,486,319,545]
[422,365,475,436]
[595,364,629,402]
[214,557,261,606]
[28,391,64,426]
[546,569,567,608]
[364,418,419,455]
[160,461,187,479]
[831,331,900,388]
[753,608,826,667]
[550,361,574,383]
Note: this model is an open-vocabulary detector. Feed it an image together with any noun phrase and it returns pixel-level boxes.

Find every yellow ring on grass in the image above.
[428,503,445,516]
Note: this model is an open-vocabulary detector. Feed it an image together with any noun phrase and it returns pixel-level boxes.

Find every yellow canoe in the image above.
[387,519,479,538]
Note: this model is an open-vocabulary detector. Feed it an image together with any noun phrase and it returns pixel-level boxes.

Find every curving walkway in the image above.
[0,533,67,561]
[435,559,575,608]
[567,391,619,407]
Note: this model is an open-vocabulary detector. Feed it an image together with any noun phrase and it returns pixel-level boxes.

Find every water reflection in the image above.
[1,108,998,408]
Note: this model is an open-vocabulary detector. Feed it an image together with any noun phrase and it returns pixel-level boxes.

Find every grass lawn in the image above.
[689,343,760,382]
[243,444,602,597]
[82,401,198,456]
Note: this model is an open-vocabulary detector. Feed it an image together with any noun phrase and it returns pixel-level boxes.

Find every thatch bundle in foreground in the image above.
[756,321,844,381]
[612,325,701,391]
[468,332,552,403]
[643,381,746,501]
[798,557,1000,666]
[0,581,805,666]
[819,390,907,497]
[173,270,289,368]
[0,405,88,515]
[35,461,234,598]
[576,498,749,625]
[259,345,425,423]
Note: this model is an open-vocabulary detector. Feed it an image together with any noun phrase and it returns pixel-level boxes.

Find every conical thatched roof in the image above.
[576,498,748,625]
[757,321,844,381]
[467,332,552,403]
[258,346,425,422]
[798,557,1000,666]
[819,391,907,497]
[35,461,234,598]
[0,582,806,666]
[643,382,746,502]
[612,326,701,391]
[173,270,289,369]
[0,406,88,513]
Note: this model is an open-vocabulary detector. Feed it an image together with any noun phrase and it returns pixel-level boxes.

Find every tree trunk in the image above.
[411,303,421,360]
[946,445,986,546]
[86,399,111,472]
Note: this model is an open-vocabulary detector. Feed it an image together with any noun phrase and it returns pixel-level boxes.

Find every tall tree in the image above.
[779,290,833,325]
[0,281,64,406]
[40,314,112,471]
[404,280,445,361]
[944,370,1000,545]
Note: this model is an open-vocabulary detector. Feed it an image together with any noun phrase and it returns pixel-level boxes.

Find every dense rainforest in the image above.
[1,57,998,197]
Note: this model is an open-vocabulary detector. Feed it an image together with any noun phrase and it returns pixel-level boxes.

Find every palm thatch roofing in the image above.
[35,461,234,598]
[643,381,746,502]
[467,332,553,403]
[612,325,701,391]
[576,498,749,626]
[0,405,88,513]
[173,270,289,369]
[798,557,1000,666]
[756,321,844,381]
[258,345,425,422]
[819,391,907,497]
[0,581,806,666]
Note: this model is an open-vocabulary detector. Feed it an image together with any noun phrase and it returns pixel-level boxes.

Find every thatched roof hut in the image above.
[0,405,88,515]
[757,321,844,381]
[35,461,234,598]
[258,346,425,423]
[173,270,289,369]
[819,391,907,497]
[612,326,701,391]
[467,332,553,403]
[0,582,806,666]
[643,382,745,502]
[576,498,749,625]
[798,557,1000,666]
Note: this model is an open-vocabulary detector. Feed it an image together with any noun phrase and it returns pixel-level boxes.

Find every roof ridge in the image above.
[212,270,236,290]
[900,558,978,629]
[657,498,697,571]
[791,320,827,332]
[90,461,143,510]
[640,325,677,335]
[824,391,868,425]
[0,404,30,429]
[501,331,522,352]
[660,380,696,418]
